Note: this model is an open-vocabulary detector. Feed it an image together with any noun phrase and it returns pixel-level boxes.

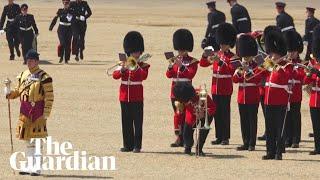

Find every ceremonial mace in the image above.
[4,78,14,155]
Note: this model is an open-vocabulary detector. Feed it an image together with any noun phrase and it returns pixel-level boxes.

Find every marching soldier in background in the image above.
[303,7,320,61]
[283,31,305,148]
[0,0,21,60]
[173,82,216,156]
[275,1,295,33]
[200,23,237,145]
[70,0,92,61]
[49,0,74,64]
[227,0,251,34]
[304,25,320,155]
[201,1,226,50]
[5,49,54,176]
[112,31,150,153]
[166,29,199,147]
[7,4,39,64]
[233,34,262,151]
[261,28,292,160]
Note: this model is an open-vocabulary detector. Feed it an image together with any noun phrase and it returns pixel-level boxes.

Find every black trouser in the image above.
[260,95,266,136]
[72,21,87,56]
[184,116,214,151]
[284,103,301,144]
[19,30,34,62]
[120,102,143,150]
[265,105,287,156]
[58,25,72,62]
[310,108,320,152]
[5,26,20,57]
[305,42,312,61]
[212,95,231,141]
[238,104,259,147]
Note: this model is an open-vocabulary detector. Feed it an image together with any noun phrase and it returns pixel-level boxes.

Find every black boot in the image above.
[211,139,222,145]
[275,153,282,160]
[80,50,84,60]
[59,57,63,63]
[16,48,21,57]
[9,54,15,60]
[236,145,249,151]
[262,154,275,160]
[258,134,266,141]
[184,147,192,155]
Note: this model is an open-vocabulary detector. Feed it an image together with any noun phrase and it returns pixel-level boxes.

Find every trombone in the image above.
[106,53,152,76]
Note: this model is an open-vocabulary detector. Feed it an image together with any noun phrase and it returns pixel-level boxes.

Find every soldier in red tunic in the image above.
[304,25,320,155]
[283,30,305,148]
[112,31,150,153]
[173,82,216,156]
[233,34,262,151]
[200,23,237,145]
[166,29,199,147]
[261,27,293,160]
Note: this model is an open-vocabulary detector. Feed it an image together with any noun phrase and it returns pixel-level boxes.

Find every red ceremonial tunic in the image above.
[304,60,320,108]
[166,55,199,98]
[288,59,306,103]
[113,62,150,102]
[200,50,235,95]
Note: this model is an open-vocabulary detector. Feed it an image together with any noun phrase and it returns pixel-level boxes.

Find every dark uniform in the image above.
[9,5,38,64]
[303,8,320,61]
[230,3,251,34]
[49,7,74,63]
[275,2,295,33]
[0,3,21,60]
[69,0,92,60]
[202,1,226,50]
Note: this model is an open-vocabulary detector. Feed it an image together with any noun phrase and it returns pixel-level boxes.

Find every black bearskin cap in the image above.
[263,25,281,37]
[237,34,258,57]
[216,23,237,48]
[123,31,144,56]
[173,82,196,103]
[312,25,320,60]
[264,29,287,56]
[173,29,194,52]
[284,31,303,53]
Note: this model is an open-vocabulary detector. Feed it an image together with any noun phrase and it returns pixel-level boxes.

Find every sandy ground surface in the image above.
[0,0,320,179]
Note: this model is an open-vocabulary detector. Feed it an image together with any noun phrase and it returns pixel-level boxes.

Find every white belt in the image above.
[239,83,257,87]
[59,22,71,26]
[121,81,142,85]
[212,24,220,29]
[19,26,32,31]
[265,82,291,93]
[76,16,85,21]
[172,78,191,82]
[288,79,301,84]
[7,18,14,22]
[310,31,314,33]
[281,26,294,32]
[212,74,232,78]
[237,17,248,22]
[312,87,320,92]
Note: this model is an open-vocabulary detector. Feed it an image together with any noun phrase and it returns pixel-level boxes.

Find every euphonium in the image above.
[262,56,277,72]
[126,56,138,71]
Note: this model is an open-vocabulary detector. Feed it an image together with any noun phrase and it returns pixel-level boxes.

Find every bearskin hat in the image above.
[236,34,258,57]
[215,23,237,48]
[312,25,320,60]
[173,29,194,52]
[284,31,303,53]
[173,82,196,103]
[264,30,287,56]
[123,31,144,56]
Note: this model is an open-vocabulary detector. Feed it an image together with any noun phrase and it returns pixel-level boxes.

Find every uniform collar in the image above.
[29,65,40,74]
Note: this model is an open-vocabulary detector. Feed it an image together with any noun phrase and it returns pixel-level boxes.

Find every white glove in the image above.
[80,15,85,21]
[67,14,73,22]
[303,41,308,46]
[4,87,10,96]
[0,30,5,35]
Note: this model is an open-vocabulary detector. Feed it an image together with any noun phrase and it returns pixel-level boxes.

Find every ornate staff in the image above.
[4,78,14,154]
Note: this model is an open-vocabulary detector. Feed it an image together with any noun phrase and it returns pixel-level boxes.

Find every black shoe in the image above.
[236,145,249,151]
[18,171,30,175]
[120,147,132,152]
[65,60,69,64]
[59,57,63,63]
[9,55,14,60]
[309,150,320,155]
[291,144,299,148]
[75,56,79,61]
[170,138,183,147]
[80,50,84,60]
[248,146,255,151]
[309,133,314,138]
[133,148,141,153]
[262,154,275,160]
[211,139,222,145]
[196,150,206,157]
[30,173,40,176]
[275,154,282,160]
[221,140,229,145]
[16,48,21,57]
[184,147,192,155]
[258,134,266,141]
[285,142,292,148]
